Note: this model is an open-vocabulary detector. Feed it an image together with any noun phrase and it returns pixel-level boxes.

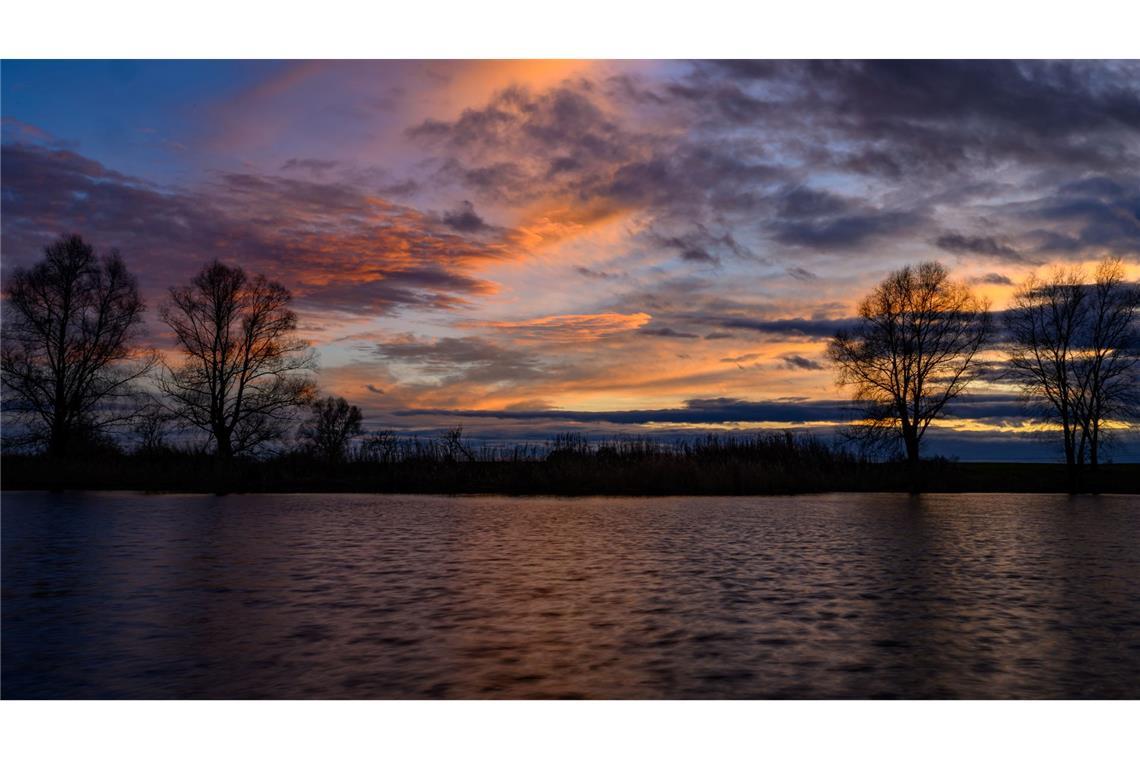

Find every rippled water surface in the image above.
[3,491,1139,698]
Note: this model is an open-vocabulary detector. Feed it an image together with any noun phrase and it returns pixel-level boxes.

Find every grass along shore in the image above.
[2,432,1136,495]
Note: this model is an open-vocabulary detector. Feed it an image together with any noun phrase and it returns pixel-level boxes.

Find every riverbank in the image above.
[2,454,1136,495]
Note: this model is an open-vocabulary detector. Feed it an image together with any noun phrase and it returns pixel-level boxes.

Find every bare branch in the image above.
[158,260,316,457]
[827,262,992,465]
[2,235,149,456]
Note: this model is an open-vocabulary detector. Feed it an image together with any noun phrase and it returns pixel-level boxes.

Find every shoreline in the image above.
[3,488,1139,498]
[3,459,1138,496]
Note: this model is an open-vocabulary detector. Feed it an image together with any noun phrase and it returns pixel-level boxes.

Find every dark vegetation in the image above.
[3,235,1138,495]
[3,431,1137,495]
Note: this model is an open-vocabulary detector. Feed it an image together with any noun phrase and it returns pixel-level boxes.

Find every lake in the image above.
[3,491,1139,699]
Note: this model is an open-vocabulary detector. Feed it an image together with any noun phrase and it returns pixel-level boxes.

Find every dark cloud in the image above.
[969,360,1014,384]
[640,327,700,339]
[970,272,1014,286]
[782,354,825,371]
[941,393,1028,422]
[717,317,860,338]
[634,60,1140,261]
[777,187,851,218]
[409,84,628,160]
[601,144,786,215]
[1020,176,1140,255]
[392,391,1038,429]
[680,246,717,264]
[0,143,515,317]
[574,266,621,280]
[705,60,786,80]
[663,80,776,126]
[374,335,545,384]
[377,178,420,198]
[436,160,533,204]
[441,200,488,232]
[935,233,1029,262]
[653,225,756,266]
[809,61,1140,141]
[395,396,855,425]
[726,60,1140,174]
[772,210,925,250]
[280,158,339,174]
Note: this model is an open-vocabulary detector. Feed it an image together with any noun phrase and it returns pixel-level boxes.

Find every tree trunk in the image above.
[215,427,233,459]
[1060,420,1078,493]
[1089,420,1099,471]
[48,420,68,459]
[904,432,921,493]
[905,439,920,465]
[1084,420,1099,493]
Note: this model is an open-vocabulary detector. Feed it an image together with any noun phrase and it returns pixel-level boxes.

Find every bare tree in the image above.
[1006,259,1139,478]
[299,395,363,461]
[828,261,993,468]
[2,235,151,457]
[158,260,316,458]
[359,430,399,464]
[1074,259,1140,468]
[1005,266,1086,473]
[440,425,475,462]
[132,402,174,455]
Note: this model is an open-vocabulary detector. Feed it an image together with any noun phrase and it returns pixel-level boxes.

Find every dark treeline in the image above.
[4,428,1137,494]
[2,235,1139,494]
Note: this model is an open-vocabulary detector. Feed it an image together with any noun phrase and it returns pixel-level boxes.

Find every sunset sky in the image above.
[3,60,1139,459]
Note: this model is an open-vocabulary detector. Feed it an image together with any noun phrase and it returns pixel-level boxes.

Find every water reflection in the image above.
[3,491,1138,698]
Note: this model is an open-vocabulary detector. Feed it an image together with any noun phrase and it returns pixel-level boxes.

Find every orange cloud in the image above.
[461,312,652,342]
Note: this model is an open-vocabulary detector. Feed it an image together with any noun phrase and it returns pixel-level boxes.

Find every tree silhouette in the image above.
[1006,258,1139,481]
[1,235,151,456]
[828,262,992,469]
[299,395,363,462]
[158,260,316,458]
[1079,260,1140,467]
